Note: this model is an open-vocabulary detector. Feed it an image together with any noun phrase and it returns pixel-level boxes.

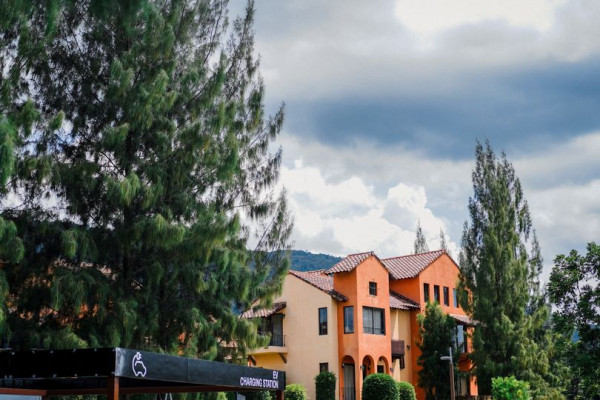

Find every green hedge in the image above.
[315,371,336,400]
[396,381,416,400]
[361,373,399,400]
[491,376,530,400]
[285,384,307,400]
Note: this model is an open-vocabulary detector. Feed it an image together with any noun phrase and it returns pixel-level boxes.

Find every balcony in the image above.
[250,331,288,360]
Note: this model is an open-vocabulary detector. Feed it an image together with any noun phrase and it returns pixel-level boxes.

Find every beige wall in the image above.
[390,309,414,384]
[252,274,340,400]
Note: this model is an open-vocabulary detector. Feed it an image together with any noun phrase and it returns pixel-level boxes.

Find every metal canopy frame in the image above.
[0,348,285,400]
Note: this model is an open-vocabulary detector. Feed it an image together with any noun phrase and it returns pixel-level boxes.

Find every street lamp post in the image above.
[440,347,456,400]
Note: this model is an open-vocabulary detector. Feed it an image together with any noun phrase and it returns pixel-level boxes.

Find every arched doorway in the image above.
[361,355,374,380]
[377,356,389,374]
[341,356,356,400]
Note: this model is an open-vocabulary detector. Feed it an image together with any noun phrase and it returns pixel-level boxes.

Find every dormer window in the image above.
[369,282,377,296]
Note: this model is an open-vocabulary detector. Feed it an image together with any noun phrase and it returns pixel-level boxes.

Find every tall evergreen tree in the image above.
[0,0,292,359]
[414,220,429,254]
[458,141,564,397]
[439,228,448,252]
[417,302,456,400]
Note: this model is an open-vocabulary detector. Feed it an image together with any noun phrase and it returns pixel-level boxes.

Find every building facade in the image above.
[242,250,477,400]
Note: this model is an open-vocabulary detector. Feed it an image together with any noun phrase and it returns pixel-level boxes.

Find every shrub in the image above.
[492,376,530,400]
[397,381,416,400]
[361,373,399,400]
[315,371,336,400]
[225,391,271,400]
[285,384,307,400]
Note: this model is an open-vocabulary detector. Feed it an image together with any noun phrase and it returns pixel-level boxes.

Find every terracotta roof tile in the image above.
[289,270,348,302]
[240,302,286,319]
[389,291,420,310]
[382,249,446,280]
[449,313,477,326]
[327,251,374,274]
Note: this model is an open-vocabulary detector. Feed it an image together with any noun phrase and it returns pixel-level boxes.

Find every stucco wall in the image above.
[390,309,413,384]
[253,273,340,400]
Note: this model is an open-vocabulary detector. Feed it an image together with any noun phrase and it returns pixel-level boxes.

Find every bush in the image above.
[397,381,416,400]
[315,371,336,400]
[492,376,530,400]
[285,384,307,400]
[361,373,399,400]
[225,391,272,400]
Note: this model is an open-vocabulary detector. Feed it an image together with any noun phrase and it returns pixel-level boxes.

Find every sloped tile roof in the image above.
[289,270,348,302]
[382,249,447,279]
[327,251,374,273]
[389,291,420,310]
[240,302,286,319]
[449,313,477,326]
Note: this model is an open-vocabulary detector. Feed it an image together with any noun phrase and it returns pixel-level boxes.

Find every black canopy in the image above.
[0,348,285,399]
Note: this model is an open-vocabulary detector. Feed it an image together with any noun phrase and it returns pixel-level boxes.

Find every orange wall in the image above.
[389,254,477,399]
[334,256,392,400]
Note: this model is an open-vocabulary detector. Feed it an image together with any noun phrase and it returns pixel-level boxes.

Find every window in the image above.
[318,307,328,335]
[344,306,354,333]
[453,288,459,308]
[319,363,329,373]
[443,286,449,306]
[363,307,385,335]
[377,365,384,373]
[454,324,467,353]
[434,285,440,303]
[369,281,377,296]
[424,283,430,303]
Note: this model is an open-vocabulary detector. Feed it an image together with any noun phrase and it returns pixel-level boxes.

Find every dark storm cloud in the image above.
[283,56,600,159]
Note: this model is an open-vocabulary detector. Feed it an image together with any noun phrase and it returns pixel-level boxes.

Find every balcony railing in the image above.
[259,332,285,347]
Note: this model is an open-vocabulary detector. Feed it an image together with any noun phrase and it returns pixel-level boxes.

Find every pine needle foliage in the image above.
[417,302,456,400]
[0,0,292,360]
[458,141,565,398]
[414,220,429,254]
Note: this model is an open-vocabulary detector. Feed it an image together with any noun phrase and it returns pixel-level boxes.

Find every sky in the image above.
[231,0,600,280]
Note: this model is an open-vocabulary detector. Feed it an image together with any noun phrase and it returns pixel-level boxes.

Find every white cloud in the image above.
[394,0,566,45]
[281,144,461,258]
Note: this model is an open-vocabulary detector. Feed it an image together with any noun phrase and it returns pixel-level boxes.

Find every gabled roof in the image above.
[382,249,448,280]
[240,302,286,319]
[389,291,420,310]
[327,251,375,273]
[289,270,348,302]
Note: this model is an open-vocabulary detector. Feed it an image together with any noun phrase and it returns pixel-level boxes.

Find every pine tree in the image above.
[458,141,564,397]
[417,302,456,400]
[414,220,429,254]
[0,0,292,359]
[439,228,448,252]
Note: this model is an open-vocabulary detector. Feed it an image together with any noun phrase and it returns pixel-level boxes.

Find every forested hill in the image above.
[289,250,342,271]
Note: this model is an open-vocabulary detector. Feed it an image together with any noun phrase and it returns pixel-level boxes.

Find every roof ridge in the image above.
[382,249,445,261]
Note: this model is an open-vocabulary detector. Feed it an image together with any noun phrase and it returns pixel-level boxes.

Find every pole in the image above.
[449,360,455,400]
[440,347,455,400]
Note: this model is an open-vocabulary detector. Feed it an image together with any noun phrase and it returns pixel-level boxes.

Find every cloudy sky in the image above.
[231,0,600,280]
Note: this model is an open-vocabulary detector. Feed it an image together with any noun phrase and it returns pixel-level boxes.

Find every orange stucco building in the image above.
[243,250,477,400]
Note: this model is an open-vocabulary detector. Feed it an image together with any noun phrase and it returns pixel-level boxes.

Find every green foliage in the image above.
[0,0,292,358]
[361,373,398,400]
[459,141,566,397]
[549,242,600,399]
[414,220,429,254]
[417,302,456,400]
[315,371,336,400]
[492,376,530,400]
[397,381,416,400]
[284,384,306,400]
[289,250,341,271]
[226,391,271,400]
